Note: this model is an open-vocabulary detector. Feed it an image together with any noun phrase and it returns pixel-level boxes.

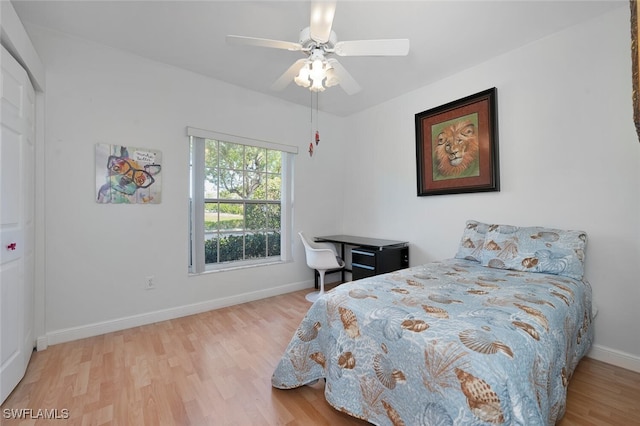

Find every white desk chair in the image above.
[299,232,345,302]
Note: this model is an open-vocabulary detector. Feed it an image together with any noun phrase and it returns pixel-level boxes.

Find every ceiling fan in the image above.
[226,1,410,95]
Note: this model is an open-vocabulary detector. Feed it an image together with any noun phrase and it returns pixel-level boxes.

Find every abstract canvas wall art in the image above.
[96,144,162,204]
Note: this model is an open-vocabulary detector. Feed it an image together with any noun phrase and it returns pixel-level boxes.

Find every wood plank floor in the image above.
[2,287,639,425]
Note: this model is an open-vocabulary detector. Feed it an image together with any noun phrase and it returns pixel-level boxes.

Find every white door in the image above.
[0,45,36,403]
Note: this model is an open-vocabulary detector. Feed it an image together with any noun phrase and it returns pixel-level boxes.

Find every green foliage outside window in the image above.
[203,139,282,265]
[204,232,281,263]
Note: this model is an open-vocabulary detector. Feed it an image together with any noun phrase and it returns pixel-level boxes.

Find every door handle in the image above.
[7,242,17,251]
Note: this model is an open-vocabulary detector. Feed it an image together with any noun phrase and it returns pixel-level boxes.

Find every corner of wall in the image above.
[0,1,45,90]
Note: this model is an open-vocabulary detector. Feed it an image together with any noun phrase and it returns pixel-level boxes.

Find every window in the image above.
[188,127,297,273]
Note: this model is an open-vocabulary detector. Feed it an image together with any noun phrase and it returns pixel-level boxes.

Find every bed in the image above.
[272,221,593,425]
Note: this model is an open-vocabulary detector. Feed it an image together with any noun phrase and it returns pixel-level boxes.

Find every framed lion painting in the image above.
[415,88,500,196]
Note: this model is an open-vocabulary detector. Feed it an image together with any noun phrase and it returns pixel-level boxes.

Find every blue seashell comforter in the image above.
[272,259,593,425]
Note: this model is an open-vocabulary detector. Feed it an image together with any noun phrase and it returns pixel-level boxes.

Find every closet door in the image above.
[1,45,36,403]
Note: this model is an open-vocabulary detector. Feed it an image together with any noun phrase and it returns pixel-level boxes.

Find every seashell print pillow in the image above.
[455,220,491,262]
[480,224,588,280]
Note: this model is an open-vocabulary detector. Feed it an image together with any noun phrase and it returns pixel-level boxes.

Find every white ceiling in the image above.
[12,0,624,116]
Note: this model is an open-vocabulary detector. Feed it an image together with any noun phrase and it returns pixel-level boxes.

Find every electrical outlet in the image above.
[145,276,155,290]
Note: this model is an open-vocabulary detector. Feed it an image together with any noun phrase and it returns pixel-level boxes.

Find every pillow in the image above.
[480,224,587,280]
[455,220,491,262]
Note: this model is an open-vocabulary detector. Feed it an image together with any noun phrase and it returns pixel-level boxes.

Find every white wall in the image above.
[26,25,346,344]
[343,7,640,370]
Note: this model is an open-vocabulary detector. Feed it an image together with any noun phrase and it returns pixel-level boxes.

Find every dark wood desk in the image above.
[315,235,408,251]
[314,235,409,285]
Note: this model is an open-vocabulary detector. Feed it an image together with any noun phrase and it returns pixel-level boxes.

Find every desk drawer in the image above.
[352,263,376,280]
[351,245,409,282]
[352,248,376,267]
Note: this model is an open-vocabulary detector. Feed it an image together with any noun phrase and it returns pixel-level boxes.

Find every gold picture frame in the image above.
[632,0,640,141]
[415,88,499,196]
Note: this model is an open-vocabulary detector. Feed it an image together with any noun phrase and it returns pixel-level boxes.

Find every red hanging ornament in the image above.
[315,130,320,145]
[308,142,314,157]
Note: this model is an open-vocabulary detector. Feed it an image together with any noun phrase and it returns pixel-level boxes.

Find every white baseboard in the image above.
[39,281,310,348]
[586,344,640,373]
[36,336,48,351]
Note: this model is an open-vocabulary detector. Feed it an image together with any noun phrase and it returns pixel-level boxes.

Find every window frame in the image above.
[187,127,297,274]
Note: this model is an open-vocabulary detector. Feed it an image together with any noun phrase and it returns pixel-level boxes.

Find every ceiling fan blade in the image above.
[326,58,361,95]
[226,35,303,51]
[271,59,308,91]
[309,1,336,43]
[334,39,410,56]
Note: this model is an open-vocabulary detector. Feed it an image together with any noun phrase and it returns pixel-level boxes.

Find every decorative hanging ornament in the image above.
[315,130,320,145]
[308,142,314,157]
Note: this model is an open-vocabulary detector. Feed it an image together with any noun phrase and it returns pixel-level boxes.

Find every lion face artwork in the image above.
[433,117,480,179]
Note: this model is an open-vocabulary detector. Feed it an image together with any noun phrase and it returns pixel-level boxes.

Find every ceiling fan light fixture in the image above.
[324,66,339,87]
[310,78,325,92]
[310,59,325,80]
[294,63,311,88]
[309,58,327,92]
[294,76,311,88]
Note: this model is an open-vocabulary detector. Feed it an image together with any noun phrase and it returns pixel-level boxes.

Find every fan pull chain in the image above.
[308,90,314,157]
[308,92,322,157]
[315,92,320,146]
